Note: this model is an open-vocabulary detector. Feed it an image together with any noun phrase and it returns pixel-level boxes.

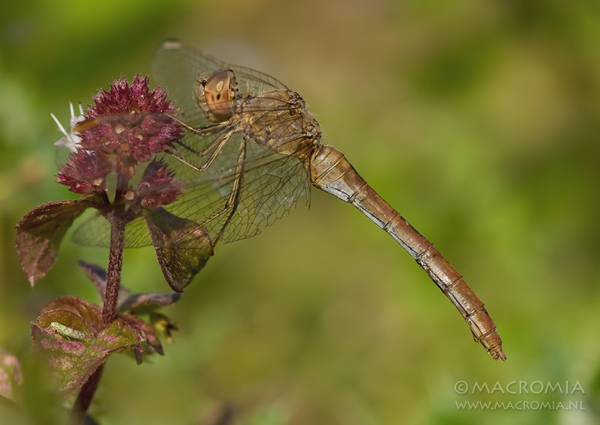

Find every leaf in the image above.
[78,261,131,304]
[119,315,165,356]
[117,292,180,314]
[150,312,179,343]
[144,208,214,292]
[76,263,180,355]
[0,349,23,402]
[39,296,103,334]
[31,298,143,396]
[15,198,98,286]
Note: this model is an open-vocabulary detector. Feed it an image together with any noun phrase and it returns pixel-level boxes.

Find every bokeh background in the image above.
[1,1,599,424]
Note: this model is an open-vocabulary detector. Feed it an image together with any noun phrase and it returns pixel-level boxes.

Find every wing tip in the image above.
[161,39,183,50]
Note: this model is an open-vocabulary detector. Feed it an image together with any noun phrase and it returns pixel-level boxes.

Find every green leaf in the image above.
[39,296,103,334]
[120,315,165,356]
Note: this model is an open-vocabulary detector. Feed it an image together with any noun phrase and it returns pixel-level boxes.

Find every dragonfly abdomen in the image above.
[310,145,505,361]
[416,244,506,360]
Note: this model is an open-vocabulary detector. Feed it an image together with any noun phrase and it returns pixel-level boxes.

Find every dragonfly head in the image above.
[195,69,238,123]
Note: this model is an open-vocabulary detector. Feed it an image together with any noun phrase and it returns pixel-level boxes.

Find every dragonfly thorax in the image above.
[242,89,322,158]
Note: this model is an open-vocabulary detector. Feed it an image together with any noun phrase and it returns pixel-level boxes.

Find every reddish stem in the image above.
[71,176,129,423]
[101,173,128,326]
[101,208,126,326]
[68,365,104,424]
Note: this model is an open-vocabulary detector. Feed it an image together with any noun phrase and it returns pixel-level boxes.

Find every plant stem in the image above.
[101,207,126,327]
[68,364,104,424]
[101,176,128,327]
[72,177,128,423]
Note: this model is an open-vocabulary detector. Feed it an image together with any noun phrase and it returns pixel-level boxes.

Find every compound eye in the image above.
[203,70,233,119]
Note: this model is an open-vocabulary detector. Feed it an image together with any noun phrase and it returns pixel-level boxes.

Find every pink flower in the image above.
[56,75,183,197]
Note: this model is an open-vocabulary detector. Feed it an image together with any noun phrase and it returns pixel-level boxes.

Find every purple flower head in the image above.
[56,150,112,194]
[136,159,184,209]
[82,75,182,162]
[18,74,213,294]
[56,75,183,194]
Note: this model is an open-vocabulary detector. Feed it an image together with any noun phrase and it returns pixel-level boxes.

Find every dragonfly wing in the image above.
[71,213,154,248]
[165,131,311,243]
[152,40,287,128]
[67,129,311,248]
[71,213,111,247]
[225,143,310,242]
[152,41,209,127]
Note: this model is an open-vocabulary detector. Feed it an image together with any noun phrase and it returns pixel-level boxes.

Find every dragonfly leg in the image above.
[165,112,230,156]
[201,137,248,243]
[165,112,228,137]
[168,129,235,173]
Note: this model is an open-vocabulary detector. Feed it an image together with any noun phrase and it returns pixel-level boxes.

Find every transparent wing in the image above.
[152,39,287,128]
[166,137,311,243]
[69,111,312,248]
[162,94,314,243]
[72,213,153,248]
[70,141,311,247]
[71,41,312,249]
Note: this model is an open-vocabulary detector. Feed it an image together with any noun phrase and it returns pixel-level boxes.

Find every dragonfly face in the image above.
[194,69,239,123]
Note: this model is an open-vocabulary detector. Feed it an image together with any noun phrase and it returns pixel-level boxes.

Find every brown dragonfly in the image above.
[147,40,505,361]
[70,40,504,360]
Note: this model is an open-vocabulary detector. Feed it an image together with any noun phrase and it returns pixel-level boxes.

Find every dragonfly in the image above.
[150,40,505,361]
[72,40,505,360]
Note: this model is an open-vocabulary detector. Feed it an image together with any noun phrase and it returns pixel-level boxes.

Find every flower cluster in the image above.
[17,75,214,293]
[56,75,184,208]
[15,68,217,422]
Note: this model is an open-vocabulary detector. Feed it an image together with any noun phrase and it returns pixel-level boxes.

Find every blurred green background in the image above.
[1,0,599,424]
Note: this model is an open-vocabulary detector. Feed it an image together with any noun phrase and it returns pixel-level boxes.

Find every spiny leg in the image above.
[164,112,228,138]
[202,136,248,244]
[168,129,235,173]
[165,112,230,156]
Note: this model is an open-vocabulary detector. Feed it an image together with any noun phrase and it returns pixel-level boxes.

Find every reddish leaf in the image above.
[144,208,213,292]
[120,314,164,356]
[117,292,180,314]
[15,198,98,286]
[78,261,131,304]
[39,296,103,335]
[32,307,142,396]
[75,263,179,355]
[0,349,23,402]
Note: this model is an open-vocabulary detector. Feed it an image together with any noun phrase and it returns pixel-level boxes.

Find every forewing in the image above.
[152,39,287,128]
[165,132,311,244]
[70,129,311,248]
[71,41,310,248]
